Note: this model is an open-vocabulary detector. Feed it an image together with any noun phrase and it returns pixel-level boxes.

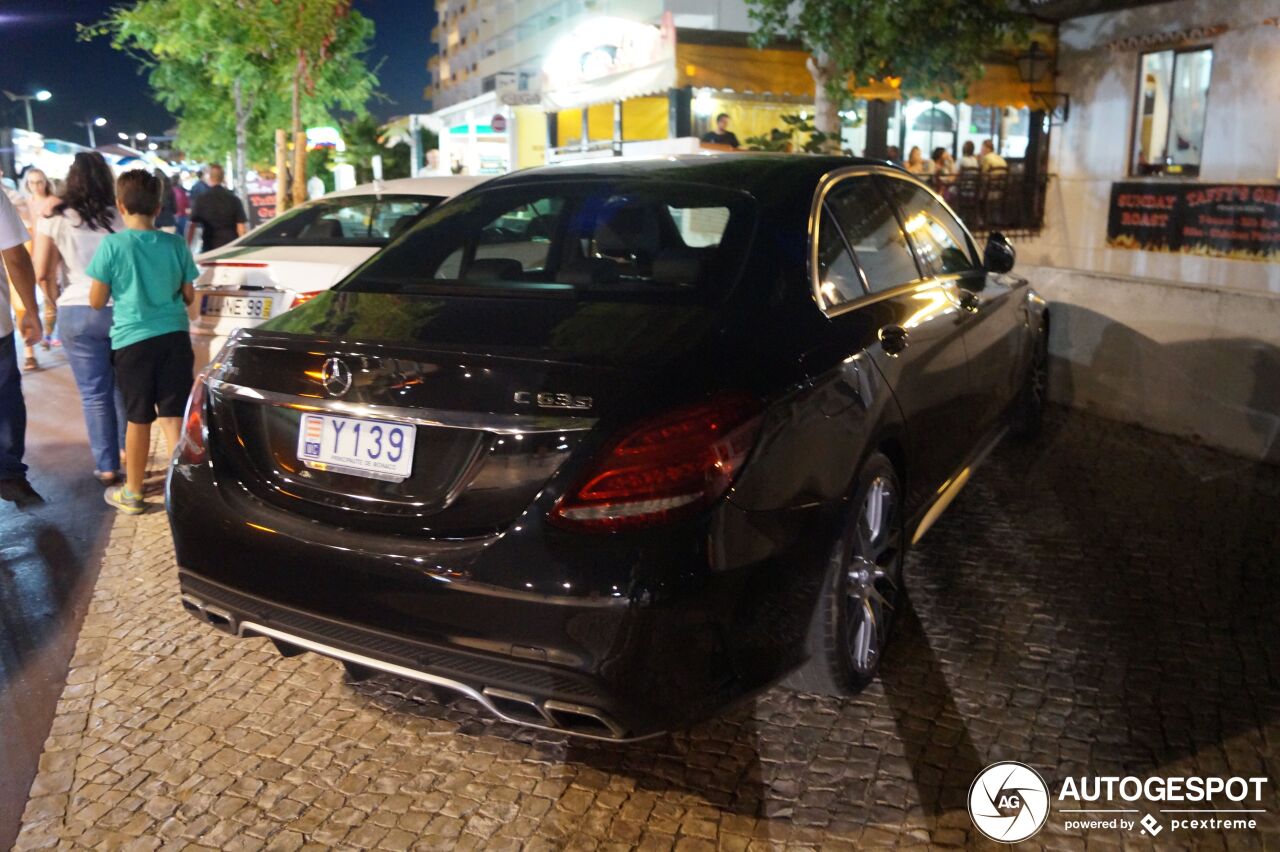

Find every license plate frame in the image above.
[199,293,274,319]
[295,412,417,482]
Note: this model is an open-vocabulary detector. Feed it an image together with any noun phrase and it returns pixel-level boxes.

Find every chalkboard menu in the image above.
[244,174,278,228]
[1107,182,1280,263]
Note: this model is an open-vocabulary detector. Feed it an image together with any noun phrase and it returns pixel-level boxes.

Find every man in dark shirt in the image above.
[700,113,740,149]
[185,164,246,252]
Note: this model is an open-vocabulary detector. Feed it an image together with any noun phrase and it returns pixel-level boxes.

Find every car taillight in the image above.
[291,292,320,308]
[176,374,209,464]
[549,394,764,533]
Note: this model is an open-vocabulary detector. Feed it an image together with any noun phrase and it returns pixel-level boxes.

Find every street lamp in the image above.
[75,116,107,148]
[135,132,147,141]
[2,88,52,132]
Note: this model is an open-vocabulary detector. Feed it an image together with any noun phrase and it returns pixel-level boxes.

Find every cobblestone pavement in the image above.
[12,409,1280,850]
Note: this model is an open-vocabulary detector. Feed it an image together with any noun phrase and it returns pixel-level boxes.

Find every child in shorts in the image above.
[87,169,197,514]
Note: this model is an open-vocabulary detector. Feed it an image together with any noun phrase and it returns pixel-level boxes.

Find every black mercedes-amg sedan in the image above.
[168,155,1048,740]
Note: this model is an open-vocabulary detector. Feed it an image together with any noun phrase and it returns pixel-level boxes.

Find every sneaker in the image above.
[0,477,44,508]
[94,470,120,485]
[104,486,145,515]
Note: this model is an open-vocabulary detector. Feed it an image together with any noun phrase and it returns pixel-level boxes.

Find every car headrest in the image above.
[388,214,417,238]
[300,217,343,239]
[463,258,523,281]
[593,204,660,257]
[652,247,706,286]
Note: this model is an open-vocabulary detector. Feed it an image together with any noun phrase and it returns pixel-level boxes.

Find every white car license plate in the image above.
[200,294,273,319]
[296,412,416,482]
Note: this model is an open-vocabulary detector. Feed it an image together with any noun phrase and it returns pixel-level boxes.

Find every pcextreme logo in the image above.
[968,764,1271,843]
[968,762,1051,843]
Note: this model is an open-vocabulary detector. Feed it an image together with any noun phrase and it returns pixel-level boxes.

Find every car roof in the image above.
[325,175,487,199]
[486,153,902,199]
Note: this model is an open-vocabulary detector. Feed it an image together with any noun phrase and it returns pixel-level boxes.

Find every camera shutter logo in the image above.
[321,358,353,397]
[968,761,1050,843]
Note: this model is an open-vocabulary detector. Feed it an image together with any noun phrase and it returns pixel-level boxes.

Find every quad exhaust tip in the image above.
[180,593,647,742]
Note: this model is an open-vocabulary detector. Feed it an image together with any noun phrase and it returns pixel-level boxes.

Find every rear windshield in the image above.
[339,181,755,299]
[240,194,443,248]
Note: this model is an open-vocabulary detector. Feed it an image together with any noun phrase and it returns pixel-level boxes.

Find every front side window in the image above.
[1131,47,1213,177]
[879,178,978,277]
[343,182,753,298]
[241,195,442,247]
[823,177,920,295]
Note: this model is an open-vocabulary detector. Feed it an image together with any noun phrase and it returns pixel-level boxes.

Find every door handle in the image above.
[878,324,908,355]
[958,289,981,313]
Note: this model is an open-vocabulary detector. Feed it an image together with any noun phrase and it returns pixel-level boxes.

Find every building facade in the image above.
[1020,0,1279,462]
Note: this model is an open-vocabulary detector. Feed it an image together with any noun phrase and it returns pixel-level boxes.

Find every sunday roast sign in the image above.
[1107,182,1280,263]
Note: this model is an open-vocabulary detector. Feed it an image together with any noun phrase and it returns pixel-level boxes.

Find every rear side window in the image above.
[878,178,978,276]
[343,182,754,299]
[815,210,865,308]
[241,195,440,247]
[824,177,920,295]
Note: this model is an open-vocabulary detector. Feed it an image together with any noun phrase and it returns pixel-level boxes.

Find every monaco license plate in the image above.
[200,294,273,319]
[296,412,416,482]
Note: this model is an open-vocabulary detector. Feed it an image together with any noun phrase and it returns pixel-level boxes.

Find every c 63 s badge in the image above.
[514,391,593,410]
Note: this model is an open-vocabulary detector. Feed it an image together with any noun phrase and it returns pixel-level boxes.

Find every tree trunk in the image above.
[807,53,842,151]
[232,78,249,210]
[291,52,307,208]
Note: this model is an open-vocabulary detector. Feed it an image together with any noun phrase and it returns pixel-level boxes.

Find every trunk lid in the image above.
[206,291,717,537]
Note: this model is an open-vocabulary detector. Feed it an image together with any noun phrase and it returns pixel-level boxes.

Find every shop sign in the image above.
[1107,181,1280,262]
[541,13,676,111]
[244,173,277,228]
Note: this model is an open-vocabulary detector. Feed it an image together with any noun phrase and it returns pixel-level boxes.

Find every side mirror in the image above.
[984,232,1016,274]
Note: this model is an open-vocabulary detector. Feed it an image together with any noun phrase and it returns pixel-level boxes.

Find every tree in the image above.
[746,0,1027,142]
[87,0,377,201]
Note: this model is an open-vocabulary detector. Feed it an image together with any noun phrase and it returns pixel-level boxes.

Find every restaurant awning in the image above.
[678,33,1053,108]
[541,14,678,112]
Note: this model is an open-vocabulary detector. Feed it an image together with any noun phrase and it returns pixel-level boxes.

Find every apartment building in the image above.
[422,0,768,174]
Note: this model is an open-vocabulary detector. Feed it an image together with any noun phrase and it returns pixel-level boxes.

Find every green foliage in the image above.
[84,0,378,167]
[306,115,414,188]
[743,112,852,154]
[745,0,1028,103]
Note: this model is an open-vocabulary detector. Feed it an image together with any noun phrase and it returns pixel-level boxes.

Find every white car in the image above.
[190,176,484,364]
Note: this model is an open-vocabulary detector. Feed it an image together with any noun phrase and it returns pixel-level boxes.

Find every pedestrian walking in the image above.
[33,152,128,484]
[185,164,246,253]
[155,170,178,233]
[0,191,46,507]
[87,169,197,514]
[23,168,63,354]
[173,178,190,239]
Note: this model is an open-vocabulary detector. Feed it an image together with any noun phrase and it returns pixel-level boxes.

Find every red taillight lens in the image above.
[177,374,209,464]
[549,394,764,533]
[290,291,320,308]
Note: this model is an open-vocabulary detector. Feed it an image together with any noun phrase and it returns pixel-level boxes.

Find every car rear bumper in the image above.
[167,458,835,738]
[177,571,646,740]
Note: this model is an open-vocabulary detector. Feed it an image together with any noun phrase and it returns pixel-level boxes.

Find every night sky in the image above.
[0,0,437,144]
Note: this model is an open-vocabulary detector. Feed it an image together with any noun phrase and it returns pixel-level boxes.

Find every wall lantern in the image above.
[1016,41,1053,84]
[1016,40,1071,124]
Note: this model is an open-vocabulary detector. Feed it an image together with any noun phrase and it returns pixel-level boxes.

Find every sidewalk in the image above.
[0,348,117,850]
[9,408,1279,849]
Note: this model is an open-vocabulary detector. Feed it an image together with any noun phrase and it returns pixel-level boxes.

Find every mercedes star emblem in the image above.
[320,357,353,397]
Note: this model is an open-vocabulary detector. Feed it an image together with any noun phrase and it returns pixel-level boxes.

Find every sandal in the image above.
[23,356,38,371]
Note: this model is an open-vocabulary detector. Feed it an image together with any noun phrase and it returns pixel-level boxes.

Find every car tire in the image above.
[1009,319,1049,439]
[785,452,905,697]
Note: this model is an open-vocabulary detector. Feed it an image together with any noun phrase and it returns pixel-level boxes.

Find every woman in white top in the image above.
[33,152,127,482]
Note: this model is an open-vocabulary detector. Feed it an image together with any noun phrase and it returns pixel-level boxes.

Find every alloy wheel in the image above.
[844,476,901,676]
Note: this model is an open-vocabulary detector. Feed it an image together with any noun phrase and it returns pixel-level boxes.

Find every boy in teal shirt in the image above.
[87,169,198,514]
